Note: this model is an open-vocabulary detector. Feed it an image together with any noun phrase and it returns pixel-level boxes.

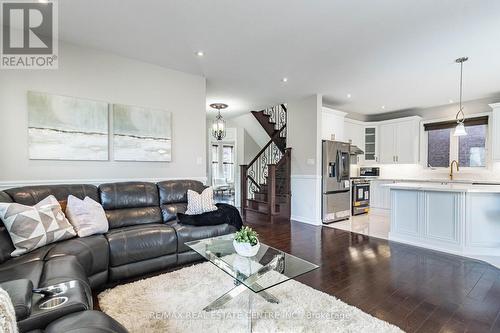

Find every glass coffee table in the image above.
[186,233,319,312]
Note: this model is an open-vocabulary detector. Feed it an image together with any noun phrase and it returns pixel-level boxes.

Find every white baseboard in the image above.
[291,215,322,226]
[0,176,208,191]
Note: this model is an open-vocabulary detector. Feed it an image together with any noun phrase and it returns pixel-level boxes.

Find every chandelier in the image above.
[210,103,228,140]
[453,57,468,136]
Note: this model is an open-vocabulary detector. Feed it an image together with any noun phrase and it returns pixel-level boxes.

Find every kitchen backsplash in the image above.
[352,162,500,181]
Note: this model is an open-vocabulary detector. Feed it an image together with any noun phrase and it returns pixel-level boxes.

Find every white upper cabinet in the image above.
[321,107,347,141]
[378,117,421,164]
[344,119,365,164]
[363,126,378,163]
[491,103,500,161]
[395,120,419,163]
[379,123,396,164]
[344,119,364,147]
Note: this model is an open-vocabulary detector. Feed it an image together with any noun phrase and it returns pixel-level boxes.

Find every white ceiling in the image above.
[58,0,500,118]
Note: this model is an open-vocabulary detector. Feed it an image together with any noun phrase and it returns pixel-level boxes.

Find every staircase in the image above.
[240,104,291,219]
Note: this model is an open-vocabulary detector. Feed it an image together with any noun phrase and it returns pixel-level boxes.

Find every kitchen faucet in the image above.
[450,160,459,180]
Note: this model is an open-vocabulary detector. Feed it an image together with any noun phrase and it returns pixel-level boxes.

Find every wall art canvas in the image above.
[28,91,109,160]
[113,104,172,162]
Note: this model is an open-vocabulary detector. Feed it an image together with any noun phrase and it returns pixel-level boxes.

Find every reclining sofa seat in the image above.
[0,180,239,332]
[99,181,178,281]
[157,180,237,264]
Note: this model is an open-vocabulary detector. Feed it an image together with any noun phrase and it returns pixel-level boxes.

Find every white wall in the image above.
[287,94,322,225]
[226,113,268,148]
[0,42,207,187]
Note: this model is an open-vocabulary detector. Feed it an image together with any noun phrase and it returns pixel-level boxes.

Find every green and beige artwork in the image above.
[28,91,109,160]
[113,104,172,161]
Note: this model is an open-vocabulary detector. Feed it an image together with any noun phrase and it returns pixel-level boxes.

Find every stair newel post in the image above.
[240,164,248,216]
[268,164,276,216]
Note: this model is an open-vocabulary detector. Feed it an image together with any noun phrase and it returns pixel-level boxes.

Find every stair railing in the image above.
[241,125,286,211]
[262,104,287,138]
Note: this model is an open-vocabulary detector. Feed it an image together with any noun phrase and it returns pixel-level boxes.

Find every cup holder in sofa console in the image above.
[39,296,69,310]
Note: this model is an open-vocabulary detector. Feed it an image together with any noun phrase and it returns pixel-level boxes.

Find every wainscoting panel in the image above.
[391,189,420,237]
[423,191,462,245]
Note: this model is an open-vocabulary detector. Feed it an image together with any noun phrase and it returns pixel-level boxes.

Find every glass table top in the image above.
[186,233,319,293]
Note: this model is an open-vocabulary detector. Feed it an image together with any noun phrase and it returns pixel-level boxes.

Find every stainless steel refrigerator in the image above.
[322,140,351,223]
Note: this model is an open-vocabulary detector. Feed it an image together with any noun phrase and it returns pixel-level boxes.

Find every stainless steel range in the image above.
[321,140,351,223]
[351,167,379,216]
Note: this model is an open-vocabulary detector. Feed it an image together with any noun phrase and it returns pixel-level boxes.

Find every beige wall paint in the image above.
[0,42,207,183]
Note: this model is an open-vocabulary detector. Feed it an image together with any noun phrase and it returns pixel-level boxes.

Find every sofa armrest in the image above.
[0,278,33,320]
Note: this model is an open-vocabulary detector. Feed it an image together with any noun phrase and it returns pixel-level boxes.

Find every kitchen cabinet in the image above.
[378,118,420,164]
[370,180,393,209]
[344,119,364,164]
[364,126,378,162]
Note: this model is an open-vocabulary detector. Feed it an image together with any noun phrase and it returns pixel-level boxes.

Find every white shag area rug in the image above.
[98,262,403,333]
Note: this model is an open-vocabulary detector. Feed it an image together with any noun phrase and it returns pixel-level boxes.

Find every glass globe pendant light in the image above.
[453,57,468,137]
[210,103,228,140]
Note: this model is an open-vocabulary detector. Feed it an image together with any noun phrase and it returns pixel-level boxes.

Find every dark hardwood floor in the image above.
[244,211,500,333]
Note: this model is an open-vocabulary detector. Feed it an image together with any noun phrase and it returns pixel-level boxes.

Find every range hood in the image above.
[349,145,364,155]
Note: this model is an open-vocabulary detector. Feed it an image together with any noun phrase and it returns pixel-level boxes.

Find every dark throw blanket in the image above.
[177,203,243,230]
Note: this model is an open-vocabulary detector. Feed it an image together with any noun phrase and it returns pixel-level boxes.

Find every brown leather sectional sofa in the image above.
[0,180,239,332]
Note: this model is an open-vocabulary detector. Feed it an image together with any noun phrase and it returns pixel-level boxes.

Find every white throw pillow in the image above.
[65,195,109,237]
[185,187,217,215]
[0,195,76,257]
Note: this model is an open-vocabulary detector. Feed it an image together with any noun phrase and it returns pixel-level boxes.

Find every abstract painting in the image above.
[113,104,172,161]
[28,91,109,160]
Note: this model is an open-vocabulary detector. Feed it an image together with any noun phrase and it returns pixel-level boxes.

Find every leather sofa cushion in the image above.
[0,261,44,287]
[161,203,187,223]
[44,310,128,333]
[106,224,177,267]
[4,184,99,206]
[46,235,109,277]
[40,255,90,291]
[171,223,237,253]
[0,279,33,321]
[157,180,206,222]
[105,206,162,229]
[0,245,54,270]
[99,182,159,210]
[99,182,162,228]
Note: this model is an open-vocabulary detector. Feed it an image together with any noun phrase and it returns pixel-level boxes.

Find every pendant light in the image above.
[453,57,468,136]
[210,103,228,141]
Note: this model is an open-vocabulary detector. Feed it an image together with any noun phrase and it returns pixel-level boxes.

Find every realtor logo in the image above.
[1,0,58,69]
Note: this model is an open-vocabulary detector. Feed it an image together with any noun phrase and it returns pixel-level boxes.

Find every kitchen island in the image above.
[386,182,500,267]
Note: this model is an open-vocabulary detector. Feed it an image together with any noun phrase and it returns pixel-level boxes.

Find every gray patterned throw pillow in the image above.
[185,187,217,215]
[0,195,76,256]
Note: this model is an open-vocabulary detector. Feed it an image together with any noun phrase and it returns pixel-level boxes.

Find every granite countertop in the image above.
[383,182,500,193]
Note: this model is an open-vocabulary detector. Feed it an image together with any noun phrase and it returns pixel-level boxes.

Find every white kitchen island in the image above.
[386,182,500,267]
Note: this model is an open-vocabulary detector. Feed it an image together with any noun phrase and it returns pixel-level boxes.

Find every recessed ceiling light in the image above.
[347,94,352,98]
[449,99,454,103]
[196,51,204,57]
[381,105,386,109]
[281,77,288,83]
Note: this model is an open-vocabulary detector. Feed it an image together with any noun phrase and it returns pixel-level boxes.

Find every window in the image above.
[211,145,219,183]
[211,144,235,184]
[222,145,234,182]
[425,117,488,168]
[458,124,486,167]
[427,128,451,167]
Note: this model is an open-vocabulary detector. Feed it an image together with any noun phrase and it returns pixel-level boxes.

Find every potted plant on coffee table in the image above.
[233,226,260,257]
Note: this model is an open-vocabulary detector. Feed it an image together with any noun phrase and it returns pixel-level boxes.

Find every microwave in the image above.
[359,167,380,177]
